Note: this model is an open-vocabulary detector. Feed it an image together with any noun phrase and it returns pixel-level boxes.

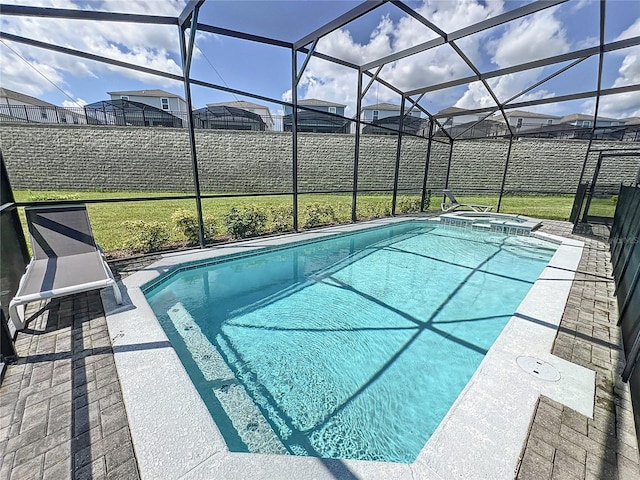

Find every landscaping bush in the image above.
[122,220,170,253]
[357,202,391,219]
[424,189,431,210]
[27,192,80,202]
[394,191,430,213]
[396,195,422,213]
[302,203,338,228]
[269,205,293,232]
[171,209,217,245]
[223,206,267,239]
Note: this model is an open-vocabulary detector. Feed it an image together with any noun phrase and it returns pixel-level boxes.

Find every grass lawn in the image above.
[13,190,618,253]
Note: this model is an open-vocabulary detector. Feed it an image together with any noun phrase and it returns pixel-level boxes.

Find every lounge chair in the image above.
[441,189,493,213]
[9,204,122,331]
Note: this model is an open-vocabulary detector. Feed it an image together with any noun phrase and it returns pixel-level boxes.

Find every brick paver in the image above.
[0,292,139,480]
[516,220,640,480]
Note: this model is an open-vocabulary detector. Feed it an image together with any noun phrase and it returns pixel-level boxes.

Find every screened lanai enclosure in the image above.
[1,0,640,454]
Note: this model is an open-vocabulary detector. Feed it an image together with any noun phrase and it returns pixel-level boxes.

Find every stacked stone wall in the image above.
[1,124,637,195]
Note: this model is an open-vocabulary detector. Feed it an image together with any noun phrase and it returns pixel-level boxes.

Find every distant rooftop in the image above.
[207,100,269,110]
[298,98,346,107]
[435,106,471,116]
[107,89,185,100]
[503,110,562,119]
[0,87,55,107]
[362,103,402,110]
[560,113,619,123]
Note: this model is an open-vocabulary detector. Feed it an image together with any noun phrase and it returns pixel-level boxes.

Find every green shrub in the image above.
[424,189,432,210]
[357,202,391,219]
[302,203,338,228]
[171,209,217,245]
[223,206,268,239]
[396,196,422,213]
[122,220,170,253]
[28,192,80,202]
[270,205,293,232]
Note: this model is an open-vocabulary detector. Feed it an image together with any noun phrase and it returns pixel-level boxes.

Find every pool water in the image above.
[145,222,557,463]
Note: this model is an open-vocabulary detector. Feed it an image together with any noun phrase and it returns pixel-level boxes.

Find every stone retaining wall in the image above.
[1,124,637,194]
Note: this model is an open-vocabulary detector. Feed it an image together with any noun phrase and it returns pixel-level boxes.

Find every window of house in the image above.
[120,96,129,100]
[547,119,553,125]
[40,108,48,119]
[328,106,336,114]
[60,114,67,123]
[373,110,379,121]
[611,122,618,126]
[582,120,591,127]
[161,98,169,110]
[516,118,522,128]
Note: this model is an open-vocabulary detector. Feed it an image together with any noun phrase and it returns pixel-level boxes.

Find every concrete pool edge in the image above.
[413,231,594,479]
[101,218,593,480]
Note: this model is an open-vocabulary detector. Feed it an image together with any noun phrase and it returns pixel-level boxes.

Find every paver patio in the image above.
[0,294,139,480]
[516,221,640,480]
[0,219,638,480]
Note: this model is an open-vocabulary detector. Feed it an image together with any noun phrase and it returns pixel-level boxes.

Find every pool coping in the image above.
[101,217,594,480]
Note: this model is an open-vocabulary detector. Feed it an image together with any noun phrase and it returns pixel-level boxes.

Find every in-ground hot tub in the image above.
[434,211,542,235]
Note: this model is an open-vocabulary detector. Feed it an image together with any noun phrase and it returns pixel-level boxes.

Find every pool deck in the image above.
[0,219,638,479]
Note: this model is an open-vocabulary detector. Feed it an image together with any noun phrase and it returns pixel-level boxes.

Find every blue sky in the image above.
[1,0,639,119]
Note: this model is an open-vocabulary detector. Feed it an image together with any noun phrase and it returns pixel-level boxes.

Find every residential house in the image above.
[502,110,562,132]
[444,119,507,139]
[191,105,265,131]
[361,103,421,122]
[284,98,346,117]
[432,106,504,137]
[206,100,274,130]
[559,113,621,128]
[283,99,349,133]
[107,89,188,113]
[435,107,486,127]
[362,115,428,135]
[85,99,184,127]
[0,87,85,124]
[360,103,425,135]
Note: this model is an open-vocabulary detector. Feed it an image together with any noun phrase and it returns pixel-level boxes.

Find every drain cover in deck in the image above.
[516,356,560,381]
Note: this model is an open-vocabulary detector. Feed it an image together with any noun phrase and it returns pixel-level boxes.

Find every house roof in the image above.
[559,113,619,123]
[0,87,56,107]
[362,102,402,111]
[504,110,561,119]
[623,117,640,125]
[435,106,470,116]
[107,89,185,101]
[207,100,269,111]
[298,98,345,107]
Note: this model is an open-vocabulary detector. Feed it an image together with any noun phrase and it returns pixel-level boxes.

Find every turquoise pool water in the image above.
[145,222,557,463]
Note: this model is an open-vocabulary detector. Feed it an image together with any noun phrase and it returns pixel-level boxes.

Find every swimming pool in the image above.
[144,221,557,463]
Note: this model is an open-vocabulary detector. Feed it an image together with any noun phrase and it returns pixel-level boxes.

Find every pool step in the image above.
[167,303,288,455]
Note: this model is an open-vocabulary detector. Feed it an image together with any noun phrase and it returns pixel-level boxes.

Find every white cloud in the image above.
[0,0,186,99]
[0,42,68,96]
[455,8,570,111]
[289,0,506,116]
[488,10,570,67]
[587,18,640,118]
[62,97,87,108]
